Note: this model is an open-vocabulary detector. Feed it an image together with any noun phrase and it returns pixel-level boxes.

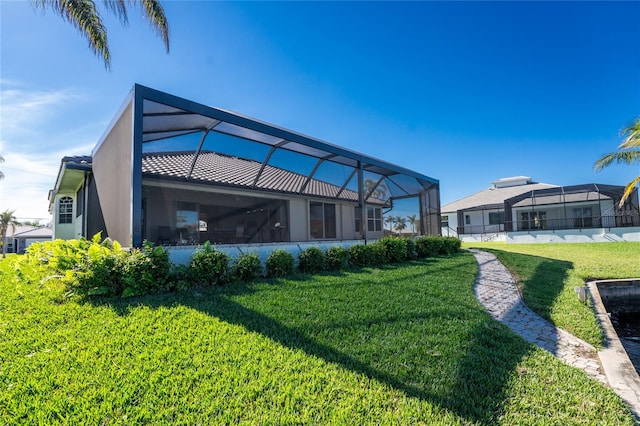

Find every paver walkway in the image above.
[470,249,607,384]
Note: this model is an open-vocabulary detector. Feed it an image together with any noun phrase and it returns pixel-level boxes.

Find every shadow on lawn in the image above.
[91,253,557,424]
[481,249,574,323]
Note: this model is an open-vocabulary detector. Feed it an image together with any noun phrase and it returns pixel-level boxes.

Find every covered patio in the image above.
[86,85,441,247]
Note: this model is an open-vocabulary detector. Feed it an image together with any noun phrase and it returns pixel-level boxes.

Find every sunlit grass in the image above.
[465,242,640,347]
[0,253,634,424]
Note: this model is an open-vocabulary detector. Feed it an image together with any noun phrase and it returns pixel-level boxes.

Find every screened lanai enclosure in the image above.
[85,85,440,247]
[504,184,640,232]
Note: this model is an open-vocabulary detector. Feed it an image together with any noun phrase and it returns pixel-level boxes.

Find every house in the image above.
[442,177,640,243]
[441,177,556,240]
[3,225,52,254]
[49,84,441,253]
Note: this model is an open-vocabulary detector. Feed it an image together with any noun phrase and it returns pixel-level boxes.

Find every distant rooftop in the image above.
[442,177,557,213]
[491,176,532,189]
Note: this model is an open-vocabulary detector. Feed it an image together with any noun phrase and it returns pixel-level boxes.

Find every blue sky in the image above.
[1,1,639,222]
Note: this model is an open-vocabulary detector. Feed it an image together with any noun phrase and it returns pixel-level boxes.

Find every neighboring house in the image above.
[49,84,441,250]
[442,177,640,243]
[4,225,52,254]
[441,177,556,239]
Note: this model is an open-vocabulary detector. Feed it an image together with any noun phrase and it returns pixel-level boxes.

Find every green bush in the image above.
[189,241,230,286]
[415,236,442,258]
[404,238,417,260]
[349,244,371,267]
[442,237,461,254]
[415,236,461,257]
[119,242,172,297]
[326,246,349,271]
[233,252,263,282]
[379,237,407,263]
[298,247,326,274]
[169,264,192,292]
[266,249,295,278]
[369,242,387,265]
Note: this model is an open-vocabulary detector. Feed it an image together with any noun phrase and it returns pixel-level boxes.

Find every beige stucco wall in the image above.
[92,101,133,246]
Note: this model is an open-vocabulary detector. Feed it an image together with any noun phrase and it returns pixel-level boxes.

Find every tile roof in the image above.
[442,182,558,213]
[7,225,52,238]
[142,151,386,205]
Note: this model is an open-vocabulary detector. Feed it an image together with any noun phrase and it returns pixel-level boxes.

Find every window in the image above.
[441,215,449,228]
[465,215,471,225]
[488,211,505,225]
[310,202,336,239]
[58,196,73,224]
[574,207,593,228]
[520,211,546,230]
[367,207,382,232]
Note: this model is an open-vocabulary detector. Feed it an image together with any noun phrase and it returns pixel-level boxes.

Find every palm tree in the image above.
[594,116,640,207]
[384,215,395,232]
[30,0,170,69]
[395,216,407,236]
[407,214,418,235]
[1,210,20,258]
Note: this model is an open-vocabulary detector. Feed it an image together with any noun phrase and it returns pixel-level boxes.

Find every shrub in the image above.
[442,237,462,254]
[119,242,172,297]
[298,247,326,274]
[404,238,417,260]
[415,236,442,258]
[266,249,294,278]
[349,244,370,267]
[233,252,263,282]
[61,235,125,297]
[189,241,230,286]
[23,235,173,298]
[415,236,461,257]
[369,242,387,265]
[379,237,407,263]
[169,264,192,292]
[326,246,349,271]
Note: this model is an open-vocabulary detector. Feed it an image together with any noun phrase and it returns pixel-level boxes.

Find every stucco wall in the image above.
[507,227,640,243]
[92,101,133,246]
[289,198,307,241]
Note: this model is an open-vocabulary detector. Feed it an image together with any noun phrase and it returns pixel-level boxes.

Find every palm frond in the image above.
[619,175,640,208]
[594,150,640,171]
[31,0,111,68]
[137,0,170,52]
[103,0,128,24]
[619,115,640,149]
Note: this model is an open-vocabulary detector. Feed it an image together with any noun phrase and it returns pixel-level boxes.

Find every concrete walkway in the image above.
[472,249,640,422]
[470,249,606,382]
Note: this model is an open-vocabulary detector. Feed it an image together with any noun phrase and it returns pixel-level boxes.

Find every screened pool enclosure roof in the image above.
[120,84,438,203]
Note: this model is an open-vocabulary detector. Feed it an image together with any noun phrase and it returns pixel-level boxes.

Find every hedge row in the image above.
[18,235,460,299]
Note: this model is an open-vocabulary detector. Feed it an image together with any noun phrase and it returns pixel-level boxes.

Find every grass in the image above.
[1,253,636,424]
[464,242,640,348]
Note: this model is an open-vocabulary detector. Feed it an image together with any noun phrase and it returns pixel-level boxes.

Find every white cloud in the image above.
[0,86,81,143]
[0,82,100,220]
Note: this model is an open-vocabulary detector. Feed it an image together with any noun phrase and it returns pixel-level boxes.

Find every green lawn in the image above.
[464,242,640,348]
[1,252,635,424]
